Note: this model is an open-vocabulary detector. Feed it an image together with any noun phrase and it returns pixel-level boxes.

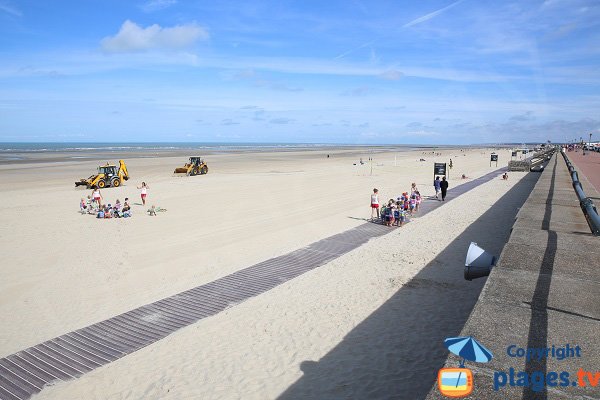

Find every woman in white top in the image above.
[370,188,380,221]
[137,182,149,206]
[91,187,102,208]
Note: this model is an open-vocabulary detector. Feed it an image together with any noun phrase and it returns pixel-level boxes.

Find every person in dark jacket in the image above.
[440,176,449,201]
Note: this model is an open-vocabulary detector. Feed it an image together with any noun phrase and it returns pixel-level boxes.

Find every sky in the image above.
[0,0,599,144]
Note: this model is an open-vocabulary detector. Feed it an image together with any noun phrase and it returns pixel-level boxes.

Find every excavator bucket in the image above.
[174,167,190,174]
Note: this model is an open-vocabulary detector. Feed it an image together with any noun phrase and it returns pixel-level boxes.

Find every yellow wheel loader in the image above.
[174,157,209,176]
[75,160,130,188]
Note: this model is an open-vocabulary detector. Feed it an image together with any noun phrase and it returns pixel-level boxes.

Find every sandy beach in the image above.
[0,147,522,399]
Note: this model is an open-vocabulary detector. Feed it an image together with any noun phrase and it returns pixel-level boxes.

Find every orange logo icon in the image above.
[438,368,473,397]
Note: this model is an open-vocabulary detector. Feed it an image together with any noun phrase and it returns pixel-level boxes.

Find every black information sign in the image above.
[490,153,498,167]
[434,162,447,176]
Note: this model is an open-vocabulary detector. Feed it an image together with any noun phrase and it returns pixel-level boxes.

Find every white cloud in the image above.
[101,20,208,53]
[335,0,465,59]
[140,0,177,13]
[402,0,465,28]
[270,117,295,124]
[379,70,404,80]
[0,1,22,16]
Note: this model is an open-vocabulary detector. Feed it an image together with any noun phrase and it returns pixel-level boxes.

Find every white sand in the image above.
[0,148,516,399]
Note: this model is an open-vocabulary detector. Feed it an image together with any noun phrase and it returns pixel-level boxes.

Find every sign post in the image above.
[434,162,447,180]
[490,153,498,167]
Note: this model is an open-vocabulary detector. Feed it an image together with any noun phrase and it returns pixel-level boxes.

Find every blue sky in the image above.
[0,0,599,144]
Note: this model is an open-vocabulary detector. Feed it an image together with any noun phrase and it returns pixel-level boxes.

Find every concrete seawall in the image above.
[427,153,600,399]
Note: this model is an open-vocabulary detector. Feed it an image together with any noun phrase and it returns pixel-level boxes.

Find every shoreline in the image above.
[0,143,513,165]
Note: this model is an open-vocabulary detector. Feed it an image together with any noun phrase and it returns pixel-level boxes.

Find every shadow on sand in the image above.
[277,172,541,400]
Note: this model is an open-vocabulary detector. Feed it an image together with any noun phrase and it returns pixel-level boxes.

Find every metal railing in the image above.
[561,150,600,236]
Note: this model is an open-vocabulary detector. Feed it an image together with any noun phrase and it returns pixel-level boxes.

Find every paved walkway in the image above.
[566,149,600,197]
[0,167,506,400]
[427,153,600,400]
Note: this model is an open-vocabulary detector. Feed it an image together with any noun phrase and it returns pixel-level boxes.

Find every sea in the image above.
[0,142,449,162]
[0,142,351,153]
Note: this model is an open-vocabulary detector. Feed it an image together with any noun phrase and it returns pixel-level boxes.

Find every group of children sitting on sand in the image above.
[78,182,167,218]
[371,183,422,227]
[80,196,132,218]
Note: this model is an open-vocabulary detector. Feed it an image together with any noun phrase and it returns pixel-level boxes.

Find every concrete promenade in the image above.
[427,153,600,400]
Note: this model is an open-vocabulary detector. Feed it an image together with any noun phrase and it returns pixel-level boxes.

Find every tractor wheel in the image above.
[111,178,121,187]
[190,167,199,176]
[201,165,208,175]
[97,180,106,189]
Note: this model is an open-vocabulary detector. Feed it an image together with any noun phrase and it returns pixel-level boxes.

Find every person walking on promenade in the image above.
[370,188,380,221]
[434,176,441,199]
[440,176,449,201]
[137,182,150,206]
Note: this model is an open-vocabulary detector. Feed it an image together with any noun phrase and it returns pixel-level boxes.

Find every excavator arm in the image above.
[118,160,130,181]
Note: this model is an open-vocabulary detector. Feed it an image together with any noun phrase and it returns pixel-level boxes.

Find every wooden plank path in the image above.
[0,167,506,400]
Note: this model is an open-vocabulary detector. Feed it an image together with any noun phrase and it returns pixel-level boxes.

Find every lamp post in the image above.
[583,136,586,155]
[591,133,594,153]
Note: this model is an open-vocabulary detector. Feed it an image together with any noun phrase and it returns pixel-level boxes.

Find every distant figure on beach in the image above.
[434,176,441,199]
[92,187,102,208]
[449,159,453,169]
[396,201,407,227]
[410,182,421,212]
[149,205,157,216]
[370,188,380,221]
[409,194,417,214]
[462,174,469,179]
[502,172,509,180]
[137,182,149,206]
[441,177,449,201]
[384,199,395,226]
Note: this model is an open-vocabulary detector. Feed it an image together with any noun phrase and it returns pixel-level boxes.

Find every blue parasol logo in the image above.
[438,336,493,397]
[444,336,493,367]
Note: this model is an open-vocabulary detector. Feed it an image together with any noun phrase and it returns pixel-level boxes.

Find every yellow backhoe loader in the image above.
[75,160,130,188]
[173,157,209,176]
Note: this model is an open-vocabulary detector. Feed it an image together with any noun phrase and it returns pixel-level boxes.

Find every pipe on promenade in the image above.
[561,150,600,236]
